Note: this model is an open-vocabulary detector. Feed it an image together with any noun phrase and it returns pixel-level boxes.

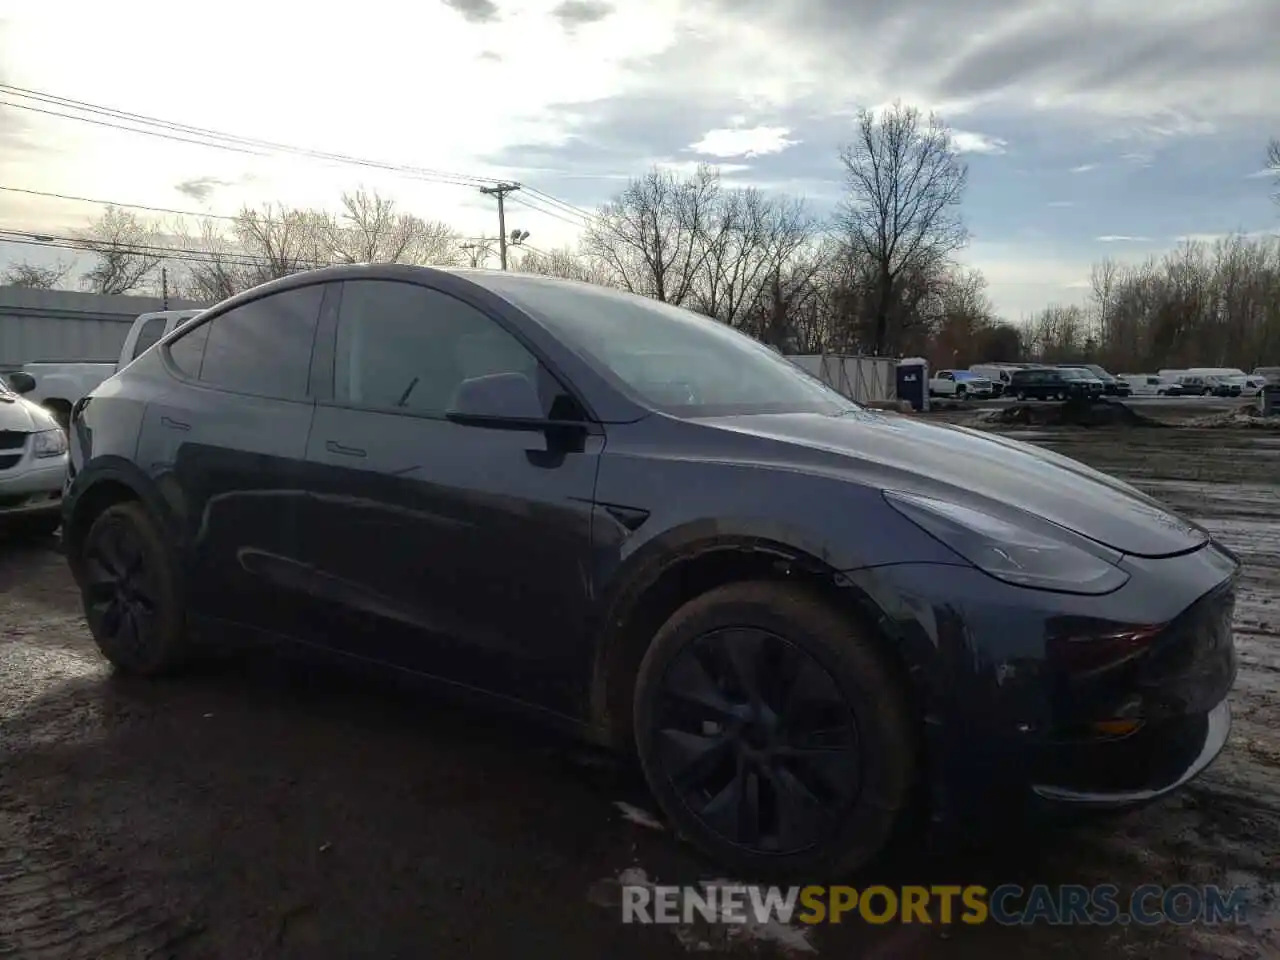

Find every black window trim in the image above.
[314,278,599,427]
[160,282,329,404]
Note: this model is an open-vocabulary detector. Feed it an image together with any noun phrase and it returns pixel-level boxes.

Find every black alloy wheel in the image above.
[634,581,914,879]
[78,502,187,675]
[651,627,860,856]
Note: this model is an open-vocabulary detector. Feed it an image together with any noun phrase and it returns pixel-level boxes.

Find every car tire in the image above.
[76,501,188,676]
[633,580,915,880]
[1016,390,1027,401]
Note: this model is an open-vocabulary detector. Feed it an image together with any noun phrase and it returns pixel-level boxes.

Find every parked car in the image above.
[6,309,205,427]
[929,369,994,399]
[1119,374,1183,397]
[1057,363,1131,397]
[1008,366,1102,401]
[62,265,1239,878]
[1251,366,1280,384]
[1172,375,1212,396]
[1203,376,1241,398]
[0,371,68,535]
[969,363,1025,397]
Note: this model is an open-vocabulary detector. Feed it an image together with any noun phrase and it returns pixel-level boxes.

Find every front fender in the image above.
[62,455,183,558]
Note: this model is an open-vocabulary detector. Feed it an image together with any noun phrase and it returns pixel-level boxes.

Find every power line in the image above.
[506,194,590,228]
[0,84,601,222]
[0,183,494,241]
[0,86,487,189]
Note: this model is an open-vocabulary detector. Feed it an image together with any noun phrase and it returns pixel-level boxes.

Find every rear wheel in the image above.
[1016,390,1027,401]
[75,502,188,675]
[633,581,915,879]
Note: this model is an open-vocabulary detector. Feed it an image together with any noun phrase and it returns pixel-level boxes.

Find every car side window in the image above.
[197,286,326,399]
[333,279,580,419]
[166,321,211,378]
[131,317,167,360]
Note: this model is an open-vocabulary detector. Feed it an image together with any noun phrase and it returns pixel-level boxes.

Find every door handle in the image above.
[160,415,190,431]
[325,440,366,458]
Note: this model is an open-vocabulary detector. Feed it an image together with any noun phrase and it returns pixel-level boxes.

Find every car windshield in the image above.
[952,371,975,380]
[1058,368,1086,379]
[476,275,858,417]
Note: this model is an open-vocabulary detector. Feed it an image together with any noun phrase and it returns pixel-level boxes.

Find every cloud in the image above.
[1245,168,1277,179]
[1071,164,1099,173]
[1047,201,1075,207]
[689,126,799,158]
[551,0,614,31]
[658,159,751,176]
[1096,235,1152,242]
[951,130,1007,154]
[174,177,234,201]
[441,0,500,24]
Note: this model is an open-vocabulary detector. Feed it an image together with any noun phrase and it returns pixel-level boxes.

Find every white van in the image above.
[1120,373,1179,396]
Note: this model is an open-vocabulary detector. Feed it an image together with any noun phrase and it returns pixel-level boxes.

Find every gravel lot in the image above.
[2,418,1277,959]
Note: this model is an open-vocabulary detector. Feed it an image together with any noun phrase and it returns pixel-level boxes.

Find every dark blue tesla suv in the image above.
[62,264,1238,878]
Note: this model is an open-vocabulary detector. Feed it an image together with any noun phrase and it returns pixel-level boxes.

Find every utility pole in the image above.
[479,182,521,270]
[161,266,169,309]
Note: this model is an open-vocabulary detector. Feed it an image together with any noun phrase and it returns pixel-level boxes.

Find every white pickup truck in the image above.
[7,309,205,427]
[929,369,994,399]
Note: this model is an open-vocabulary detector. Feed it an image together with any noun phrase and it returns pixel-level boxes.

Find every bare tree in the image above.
[233,204,328,283]
[692,189,817,329]
[835,102,969,354]
[170,216,254,302]
[1,259,72,289]
[460,239,496,268]
[77,206,162,294]
[322,188,463,266]
[1268,139,1280,207]
[515,245,606,284]
[583,164,720,305]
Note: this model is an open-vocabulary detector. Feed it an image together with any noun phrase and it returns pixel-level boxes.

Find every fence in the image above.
[787,354,898,404]
[0,287,208,365]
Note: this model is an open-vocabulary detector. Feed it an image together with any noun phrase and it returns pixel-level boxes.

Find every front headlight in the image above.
[32,428,68,459]
[883,490,1129,595]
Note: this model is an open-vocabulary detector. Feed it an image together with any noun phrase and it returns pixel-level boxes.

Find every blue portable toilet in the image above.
[896,357,929,411]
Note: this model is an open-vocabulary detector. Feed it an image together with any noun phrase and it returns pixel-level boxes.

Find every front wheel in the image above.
[1016,390,1027,401]
[74,501,189,675]
[633,581,915,880]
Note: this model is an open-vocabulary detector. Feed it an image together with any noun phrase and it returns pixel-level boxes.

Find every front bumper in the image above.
[0,455,67,516]
[847,540,1239,823]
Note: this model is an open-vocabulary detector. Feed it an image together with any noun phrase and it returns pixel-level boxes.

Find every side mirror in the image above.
[446,372,545,426]
[7,372,36,395]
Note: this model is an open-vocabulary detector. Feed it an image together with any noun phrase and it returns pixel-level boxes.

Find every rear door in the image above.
[136,284,328,637]
[293,278,602,714]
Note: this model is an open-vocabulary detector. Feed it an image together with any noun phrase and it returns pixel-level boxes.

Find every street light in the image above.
[509,229,530,246]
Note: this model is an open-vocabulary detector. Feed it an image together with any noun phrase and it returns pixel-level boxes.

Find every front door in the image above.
[294,278,601,716]
[136,283,327,637]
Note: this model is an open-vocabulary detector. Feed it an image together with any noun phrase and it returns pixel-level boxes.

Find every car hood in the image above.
[0,392,58,431]
[701,410,1208,559]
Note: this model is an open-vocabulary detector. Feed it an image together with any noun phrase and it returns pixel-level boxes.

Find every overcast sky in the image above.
[1,0,1277,318]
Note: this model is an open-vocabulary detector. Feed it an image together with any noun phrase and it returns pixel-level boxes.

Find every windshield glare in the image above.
[479,276,858,417]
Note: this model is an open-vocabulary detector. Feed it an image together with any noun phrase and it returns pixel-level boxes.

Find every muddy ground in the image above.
[1,414,1277,959]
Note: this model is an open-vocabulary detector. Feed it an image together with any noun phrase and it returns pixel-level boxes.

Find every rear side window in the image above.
[197,286,325,399]
[131,317,167,360]
[167,322,210,378]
